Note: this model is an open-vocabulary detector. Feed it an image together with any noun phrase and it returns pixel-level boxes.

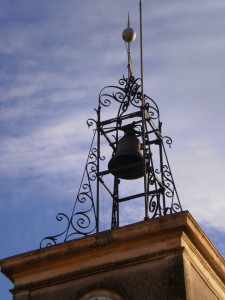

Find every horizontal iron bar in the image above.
[98,161,148,177]
[98,166,165,191]
[98,169,111,176]
[145,138,162,145]
[99,111,142,126]
[118,189,163,202]
[146,128,162,137]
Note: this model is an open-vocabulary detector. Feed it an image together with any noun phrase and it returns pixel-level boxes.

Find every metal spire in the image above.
[122,13,136,77]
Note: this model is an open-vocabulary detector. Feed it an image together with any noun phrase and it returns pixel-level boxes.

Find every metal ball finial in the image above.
[122,27,136,43]
[122,13,136,43]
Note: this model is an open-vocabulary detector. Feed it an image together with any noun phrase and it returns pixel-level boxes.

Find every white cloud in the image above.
[0,1,224,267]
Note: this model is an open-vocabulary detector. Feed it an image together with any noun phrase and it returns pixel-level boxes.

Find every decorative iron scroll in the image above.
[40,133,97,248]
[99,75,160,122]
[40,75,182,248]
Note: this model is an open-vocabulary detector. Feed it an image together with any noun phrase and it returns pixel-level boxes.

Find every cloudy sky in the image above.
[0,0,225,298]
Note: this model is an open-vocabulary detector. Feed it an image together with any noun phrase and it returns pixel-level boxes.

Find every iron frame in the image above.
[40,75,182,248]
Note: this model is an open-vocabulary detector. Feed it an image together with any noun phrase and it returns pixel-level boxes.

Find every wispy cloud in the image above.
[0,0,224,258]
[0,2,224,299]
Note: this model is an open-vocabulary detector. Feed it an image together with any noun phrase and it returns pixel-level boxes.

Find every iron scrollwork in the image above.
[40,74,182,248]
[40,133,98,248]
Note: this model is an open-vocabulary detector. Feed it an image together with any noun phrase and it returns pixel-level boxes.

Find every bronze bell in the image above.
[108,132,145,180]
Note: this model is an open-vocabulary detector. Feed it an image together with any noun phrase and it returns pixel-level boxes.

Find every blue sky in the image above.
[0,0,225,298]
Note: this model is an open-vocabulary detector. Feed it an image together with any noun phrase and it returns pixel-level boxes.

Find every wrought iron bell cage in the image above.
[40,75,182,248]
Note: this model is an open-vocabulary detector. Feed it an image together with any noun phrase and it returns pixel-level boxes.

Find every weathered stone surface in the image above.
[1,211,225,300]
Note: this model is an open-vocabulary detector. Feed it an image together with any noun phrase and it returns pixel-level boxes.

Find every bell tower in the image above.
[40,8,181,247]
[1,2,224,300]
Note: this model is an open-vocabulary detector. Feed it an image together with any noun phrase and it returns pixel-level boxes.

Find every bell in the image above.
[108,132,145,180]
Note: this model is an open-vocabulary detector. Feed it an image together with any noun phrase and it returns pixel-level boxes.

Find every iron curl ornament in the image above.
[40,132,97,248]
[40,75,182,248]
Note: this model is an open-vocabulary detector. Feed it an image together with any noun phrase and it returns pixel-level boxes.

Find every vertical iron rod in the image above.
[127,13,131,78]
[139,0,148,219]
[96,104,101,232]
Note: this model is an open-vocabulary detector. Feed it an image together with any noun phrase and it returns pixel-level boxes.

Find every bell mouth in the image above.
[108,154,145,180]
